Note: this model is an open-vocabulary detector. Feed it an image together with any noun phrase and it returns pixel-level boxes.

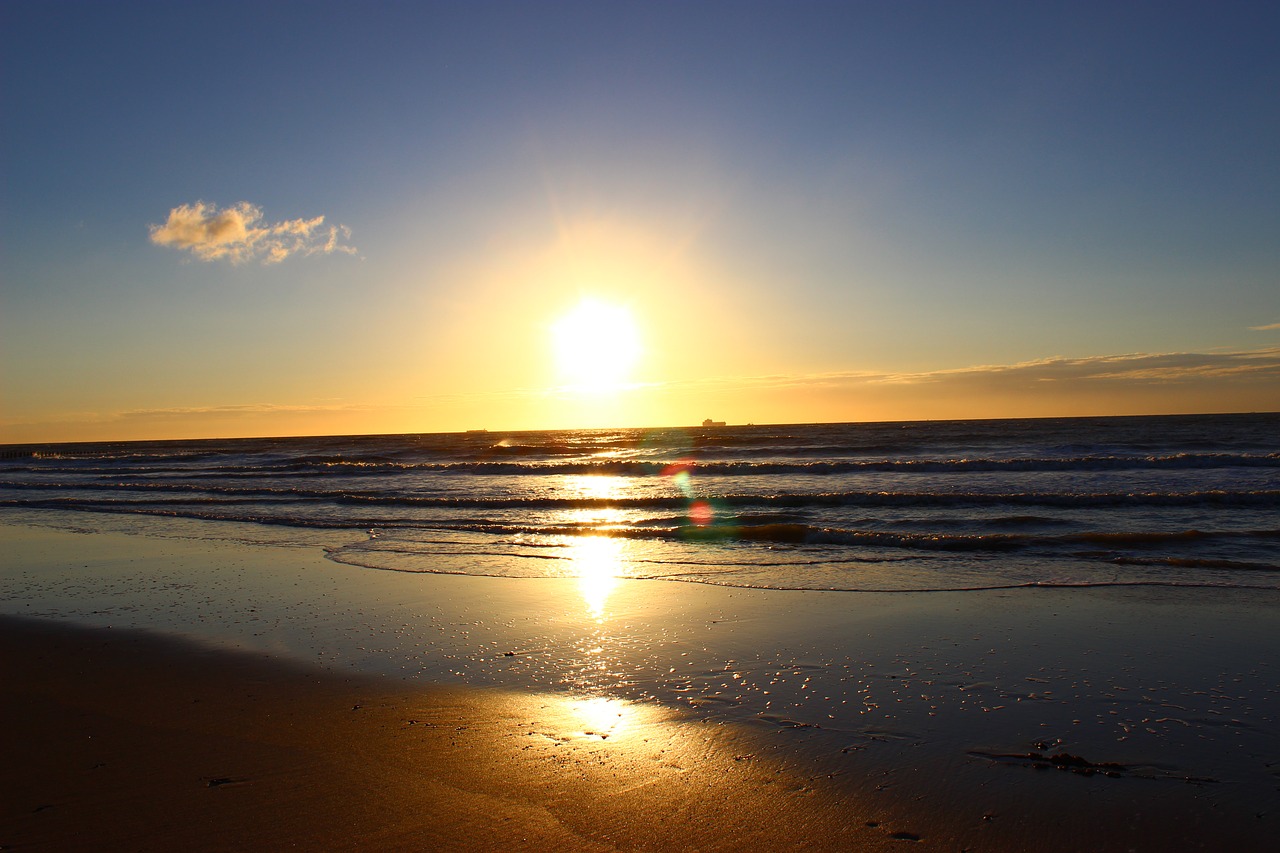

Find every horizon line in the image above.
[3,409,1277,450]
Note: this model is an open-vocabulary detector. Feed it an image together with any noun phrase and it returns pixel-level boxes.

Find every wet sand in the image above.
[1,616,905,851]
[2,516,1276,850]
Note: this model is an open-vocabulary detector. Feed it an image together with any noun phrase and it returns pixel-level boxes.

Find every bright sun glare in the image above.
[552,299,641,391]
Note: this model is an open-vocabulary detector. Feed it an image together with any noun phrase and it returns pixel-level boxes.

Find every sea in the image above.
[1,413,1277,593]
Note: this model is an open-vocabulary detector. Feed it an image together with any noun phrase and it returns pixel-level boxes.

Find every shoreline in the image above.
[2,513,1277,850]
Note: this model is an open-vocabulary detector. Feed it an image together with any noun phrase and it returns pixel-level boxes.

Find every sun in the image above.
[552,298,642,390]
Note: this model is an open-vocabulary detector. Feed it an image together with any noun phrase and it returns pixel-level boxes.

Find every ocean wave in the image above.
[6,451,1277,480]
[9,495,1276,555]
[4,482,1279,511]
[648,577,1280,593]
[322,545,1280,593]
[375,519,1280,555]
[1105,555,1280,572]
[6,414,1277,593]
[6,481,1280,513]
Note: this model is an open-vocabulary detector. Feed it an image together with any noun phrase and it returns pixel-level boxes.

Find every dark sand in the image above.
[2,617,904,851]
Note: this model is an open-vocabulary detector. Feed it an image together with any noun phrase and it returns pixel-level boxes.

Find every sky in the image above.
[2,0,1277,442]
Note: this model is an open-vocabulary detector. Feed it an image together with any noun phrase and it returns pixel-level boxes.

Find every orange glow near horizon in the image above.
[5,188,1278,450]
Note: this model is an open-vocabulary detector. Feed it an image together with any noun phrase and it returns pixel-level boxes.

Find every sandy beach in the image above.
[2,515,1276,850]
[2,616,905,851]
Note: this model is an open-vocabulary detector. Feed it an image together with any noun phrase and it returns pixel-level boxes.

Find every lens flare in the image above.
[661,459,695,497]
[663,457,714,526]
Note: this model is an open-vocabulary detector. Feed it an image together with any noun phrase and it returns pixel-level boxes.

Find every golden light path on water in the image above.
[557,474,638,621]
[563,474,631,502]
[557,519,643,741]
[553,471,644,737]
[534,468,716,744]
[572,535,625,622]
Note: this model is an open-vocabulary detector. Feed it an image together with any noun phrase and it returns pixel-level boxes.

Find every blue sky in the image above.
[2,1,1277,440]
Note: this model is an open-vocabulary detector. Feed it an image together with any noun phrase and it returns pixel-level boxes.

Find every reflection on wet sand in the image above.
[6,519,1277,851]
[3,616,896,851]
[569,535,624,622]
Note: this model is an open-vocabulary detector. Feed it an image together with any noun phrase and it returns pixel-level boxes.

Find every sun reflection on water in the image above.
[570,536,625,621]
[563,474,630,501]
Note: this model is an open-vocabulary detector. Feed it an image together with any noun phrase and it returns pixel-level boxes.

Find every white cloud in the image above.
[148,201,357,264]
[1250,322,1280,331]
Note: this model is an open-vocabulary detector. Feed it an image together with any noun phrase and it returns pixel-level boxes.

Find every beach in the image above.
[2,616,890,852]
[3,515,1275,850]
[7,0,1280,847]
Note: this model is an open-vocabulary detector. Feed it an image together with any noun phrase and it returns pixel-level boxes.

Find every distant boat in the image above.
[702,419,726,427]
[465,429,489,434]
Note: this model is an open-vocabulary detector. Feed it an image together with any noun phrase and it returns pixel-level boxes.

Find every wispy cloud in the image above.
[114,402,372,421]
[0,401,389,443]
[1250,322,1280,331]
[148,201,357,264]
[625,348,1280,415]
[865,349,1280,386]
[427,349,1280,400]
